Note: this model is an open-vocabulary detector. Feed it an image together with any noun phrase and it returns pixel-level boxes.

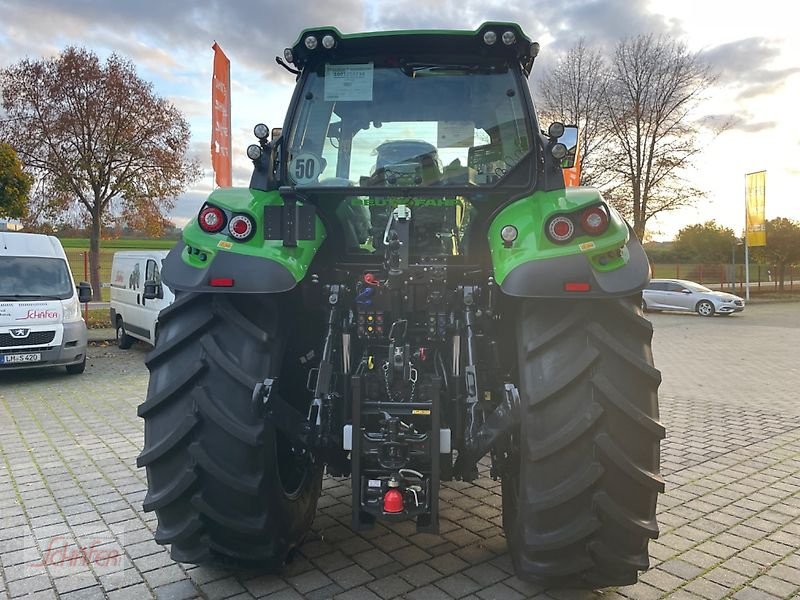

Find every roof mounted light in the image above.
[502,31,516,45]
[551,143,568,160]
[548,122,565,138]
[283,48,294,63]
[253,123,269,140]
[321,35,336,49]
[247,144,262,160]
[304,35,318,50]
[483,30,497,45]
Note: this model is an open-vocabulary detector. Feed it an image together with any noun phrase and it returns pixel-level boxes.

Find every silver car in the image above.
[642,279,745,317]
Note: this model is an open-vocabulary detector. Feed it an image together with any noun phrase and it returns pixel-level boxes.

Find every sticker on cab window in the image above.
[324,63,373,101]
[289,153,323,184]
[437,121,475,148]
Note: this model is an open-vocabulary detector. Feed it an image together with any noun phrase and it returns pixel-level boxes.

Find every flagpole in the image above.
[744,173,750,301]
[745,237,750,301]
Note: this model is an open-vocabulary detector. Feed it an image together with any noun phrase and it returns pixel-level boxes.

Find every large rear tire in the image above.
[503,294,664,588]
[137,292,322,569]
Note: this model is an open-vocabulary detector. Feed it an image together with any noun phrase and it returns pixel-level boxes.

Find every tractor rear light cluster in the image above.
[228,214,255,241]
[547,215,575,243]
[545,204,610,244]
[198,206,226,234]
[580,205,610,236]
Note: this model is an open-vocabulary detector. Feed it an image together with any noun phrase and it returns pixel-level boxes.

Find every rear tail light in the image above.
[580,206,609,236]
[564,282,591,292]
[546,215,575,243]
[199,206,226,233]
[228,214,255,241]
[209,278,234,287]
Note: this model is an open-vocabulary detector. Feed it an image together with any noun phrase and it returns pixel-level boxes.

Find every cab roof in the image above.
[0,232,67,259]
[286,22,537,76]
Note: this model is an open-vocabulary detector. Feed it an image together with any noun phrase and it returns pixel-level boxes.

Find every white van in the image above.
[110,251,174,348]
[0,233,91,374]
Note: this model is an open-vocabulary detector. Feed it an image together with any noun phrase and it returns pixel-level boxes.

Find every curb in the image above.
[88,328,116,343]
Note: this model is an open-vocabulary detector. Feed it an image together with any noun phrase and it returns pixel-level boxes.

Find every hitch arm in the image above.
[454,383,520,477]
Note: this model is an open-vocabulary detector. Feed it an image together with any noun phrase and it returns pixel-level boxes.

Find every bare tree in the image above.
[0,47,200,298]
[603,35,713,239]
[536,39,611,186]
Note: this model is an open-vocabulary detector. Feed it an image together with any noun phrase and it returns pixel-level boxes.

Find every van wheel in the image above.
[116,318,134,350]
[66,357,86,375]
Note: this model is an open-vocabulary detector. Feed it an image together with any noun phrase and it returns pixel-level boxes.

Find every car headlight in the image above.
[62,296,82,323]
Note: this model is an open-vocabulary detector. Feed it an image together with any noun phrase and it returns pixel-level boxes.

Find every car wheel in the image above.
[116,318,135,349]
[642,298,649,312]
[696,300,715,317]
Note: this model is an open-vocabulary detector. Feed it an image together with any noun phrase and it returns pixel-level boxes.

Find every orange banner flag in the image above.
[211,42,231,188]
[564,140,581,187]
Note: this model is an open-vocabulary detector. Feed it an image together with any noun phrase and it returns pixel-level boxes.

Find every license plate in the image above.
[0,353,42,364]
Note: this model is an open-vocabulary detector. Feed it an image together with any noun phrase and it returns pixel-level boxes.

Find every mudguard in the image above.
[488,187,650,298]
[162,187,325,294]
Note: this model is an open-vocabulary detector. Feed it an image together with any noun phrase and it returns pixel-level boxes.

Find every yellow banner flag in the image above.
[745,171,766,247]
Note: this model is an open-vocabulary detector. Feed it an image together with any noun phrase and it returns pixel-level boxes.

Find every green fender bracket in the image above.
[162,187,326,293]
[488,188,650,298]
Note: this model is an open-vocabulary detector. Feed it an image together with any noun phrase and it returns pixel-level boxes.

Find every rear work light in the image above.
[198,206,226,234]
[546,215,575,243]
[564,282,591,292]
[580,205,610,236]
[228,214,255,241]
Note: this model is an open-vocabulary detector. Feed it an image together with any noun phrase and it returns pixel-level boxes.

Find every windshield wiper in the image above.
[0,294,63,301]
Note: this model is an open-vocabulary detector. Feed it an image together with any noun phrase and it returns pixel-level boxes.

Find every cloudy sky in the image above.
[1,0,797,240]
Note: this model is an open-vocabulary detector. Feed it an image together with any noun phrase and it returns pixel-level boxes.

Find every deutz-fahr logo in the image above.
[9,328,30,338]
[351,198,459,208]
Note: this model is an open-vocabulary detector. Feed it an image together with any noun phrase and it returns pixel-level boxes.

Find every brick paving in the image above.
[1,303,799,599]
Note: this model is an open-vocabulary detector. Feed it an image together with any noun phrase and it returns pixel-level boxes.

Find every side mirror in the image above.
[77,282,92,303]
[557,125,578,169]
[143,280,163,300]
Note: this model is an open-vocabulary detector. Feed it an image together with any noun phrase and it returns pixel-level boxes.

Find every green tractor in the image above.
[137,23,664,588]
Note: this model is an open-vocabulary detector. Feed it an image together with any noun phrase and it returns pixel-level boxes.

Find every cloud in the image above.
[702,37,800,98]
[169,190,209,227]
[698,113,777,133]
[0,0,366,83]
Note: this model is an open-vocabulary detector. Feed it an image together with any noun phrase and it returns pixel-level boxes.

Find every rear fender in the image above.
[162,187,326,294]
[488,188,650,298]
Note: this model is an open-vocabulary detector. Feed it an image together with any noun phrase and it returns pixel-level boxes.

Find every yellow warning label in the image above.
[578,241,596,252]
[412,409,431,415]
[217,240,233,249]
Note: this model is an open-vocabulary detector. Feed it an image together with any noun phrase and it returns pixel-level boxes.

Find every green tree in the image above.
[674,220,736,262]
[753,218,800,291]
[0,47,200,298]
[0,142,32,219]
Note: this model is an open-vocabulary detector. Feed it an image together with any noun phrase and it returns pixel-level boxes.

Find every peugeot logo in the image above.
[9,328,29,338]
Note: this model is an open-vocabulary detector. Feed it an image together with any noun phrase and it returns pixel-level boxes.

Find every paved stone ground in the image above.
[1,303,799,600]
